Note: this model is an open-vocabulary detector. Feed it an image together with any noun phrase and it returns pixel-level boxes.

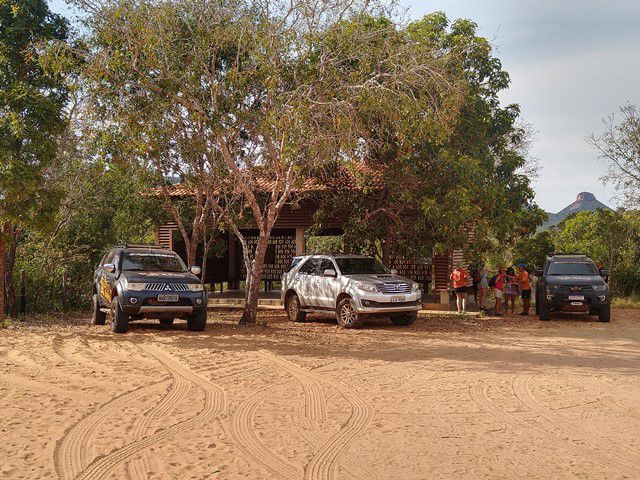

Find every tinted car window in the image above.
[287,257,302,272]
[103,251,115,265]
[548,262,598,276]
[121,252,187,272]
[299,258,320,275]
[319,259,334,274]
[335,257,388,275]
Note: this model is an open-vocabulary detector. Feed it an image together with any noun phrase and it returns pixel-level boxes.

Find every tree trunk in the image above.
[186,240,198,269]
[240,233,270,324]
[0,225,6,318]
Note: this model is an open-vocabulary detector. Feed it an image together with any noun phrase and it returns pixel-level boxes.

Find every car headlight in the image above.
[355,282,380,293]
[411,282,420,292]
[592,284,607,292]
[123,280,147,291]
[186,283,205,292]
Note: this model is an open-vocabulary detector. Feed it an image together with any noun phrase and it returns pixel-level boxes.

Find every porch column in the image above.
[295,227,306,255]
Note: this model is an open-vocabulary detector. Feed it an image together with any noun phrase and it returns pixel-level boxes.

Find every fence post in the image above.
[20,269,26,315]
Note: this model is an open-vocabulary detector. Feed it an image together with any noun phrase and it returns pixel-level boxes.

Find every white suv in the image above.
[281,254,421,328]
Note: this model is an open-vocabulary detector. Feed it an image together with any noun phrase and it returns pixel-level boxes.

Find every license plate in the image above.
[390,296,406,303]
[157,294,179,302]
[568,295,584,301]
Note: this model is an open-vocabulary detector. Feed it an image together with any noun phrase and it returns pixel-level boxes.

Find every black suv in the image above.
[92,244,208,333]
[535,254,610,322]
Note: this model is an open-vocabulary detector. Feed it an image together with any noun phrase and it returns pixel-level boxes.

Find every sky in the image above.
[48,0,640,212]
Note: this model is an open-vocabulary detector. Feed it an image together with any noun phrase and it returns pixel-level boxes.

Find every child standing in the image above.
[450,267,469,314]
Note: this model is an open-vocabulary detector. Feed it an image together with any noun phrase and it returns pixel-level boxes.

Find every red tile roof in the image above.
[147,161,385,198]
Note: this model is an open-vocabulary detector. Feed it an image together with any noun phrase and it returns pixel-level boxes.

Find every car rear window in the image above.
[547,262,598,276]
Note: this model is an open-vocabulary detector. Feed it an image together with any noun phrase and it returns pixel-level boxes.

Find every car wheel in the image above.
[598,305,611,323]
[391,312,417,326]
[91,293,107,325]
[111,297,129,333]
[188,309,207,331]
[160,318,174,325]
[336,298,365,329]
[539,302,550,321]
[286,294,306,322]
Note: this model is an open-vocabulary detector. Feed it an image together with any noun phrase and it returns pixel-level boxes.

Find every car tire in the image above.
[598,305,611,323]
[336,298,365,329]
[391,312,417,326]
[188,309,207,331]
[286,294,306,323]
[111,297,129,333]
[539,302,550,321]
[91,293,107,325]
[160,318,174,325]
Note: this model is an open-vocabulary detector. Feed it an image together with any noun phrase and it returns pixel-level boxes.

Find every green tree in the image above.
[318,12,545,264]
[0,0,69,317]
[512,230,555,270]
[73,0,459,324]
[554,209,640,296]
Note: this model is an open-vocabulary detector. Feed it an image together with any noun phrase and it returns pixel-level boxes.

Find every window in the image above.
[335,257,388,275]
[547,262,598,276]
[102,251,115,266]
[287,257,302,272]
[121,252,187,273]
[298,258,321,275]
[319,259,335,274]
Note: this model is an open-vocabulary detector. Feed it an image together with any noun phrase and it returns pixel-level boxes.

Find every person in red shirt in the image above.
[450,267,469,314]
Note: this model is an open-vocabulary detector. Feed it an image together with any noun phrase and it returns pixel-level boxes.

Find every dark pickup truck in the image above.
[536,254,610,322]
[92,244,208,333]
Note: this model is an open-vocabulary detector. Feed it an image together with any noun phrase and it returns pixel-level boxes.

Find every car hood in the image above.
[343,273,415,284]
[545,275,606,286]
[121,271,201,284]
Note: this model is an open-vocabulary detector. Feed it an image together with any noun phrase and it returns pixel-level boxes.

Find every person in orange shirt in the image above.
[450,267,469,314]
[518,263,532,315]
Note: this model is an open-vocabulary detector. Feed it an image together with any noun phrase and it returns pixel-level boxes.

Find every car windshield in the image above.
[547,262,598,276]
[335,257,388,275]
[121,252,187,272]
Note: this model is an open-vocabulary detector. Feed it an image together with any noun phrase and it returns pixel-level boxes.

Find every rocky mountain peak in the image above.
[541,192,611,230]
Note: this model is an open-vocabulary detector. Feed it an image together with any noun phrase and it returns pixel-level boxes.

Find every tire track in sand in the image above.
[126,365,191,478]
[54,381,165,480]
[468,381,551,478]
[260,352,373,480]
[227,381,303,479]
[512,373,640,476]
[74,345,226,480]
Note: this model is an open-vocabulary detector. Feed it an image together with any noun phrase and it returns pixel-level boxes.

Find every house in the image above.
[153,165,469,305]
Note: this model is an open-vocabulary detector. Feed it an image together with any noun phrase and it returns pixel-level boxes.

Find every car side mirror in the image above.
[390,268,398,275]
[103,263,115,273]
[190,266,202,276]
[599,269,610,277]
[323,269,337,277]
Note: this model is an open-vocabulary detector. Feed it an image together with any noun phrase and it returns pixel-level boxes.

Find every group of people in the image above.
[449,264,532,316]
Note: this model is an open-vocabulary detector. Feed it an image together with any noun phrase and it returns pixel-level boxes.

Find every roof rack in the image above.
[122,243,164,249]
[551,252,587,257]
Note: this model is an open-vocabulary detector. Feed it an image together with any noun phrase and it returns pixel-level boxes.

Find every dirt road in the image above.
[1,309,639,479]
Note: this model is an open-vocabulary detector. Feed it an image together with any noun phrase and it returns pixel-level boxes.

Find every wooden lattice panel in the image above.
[240,233,297,281]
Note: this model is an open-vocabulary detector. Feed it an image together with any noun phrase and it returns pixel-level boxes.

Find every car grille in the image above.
[558,285,593,292]
[145,283,190,292]
[378,282,413,294]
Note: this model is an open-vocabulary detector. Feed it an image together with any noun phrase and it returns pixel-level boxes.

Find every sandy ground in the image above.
[1,308,640,480]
